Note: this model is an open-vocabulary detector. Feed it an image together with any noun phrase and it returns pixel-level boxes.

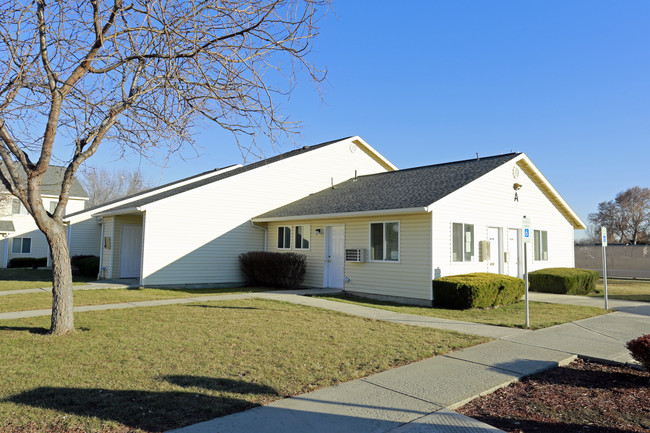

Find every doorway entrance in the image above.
[324,225,345,289]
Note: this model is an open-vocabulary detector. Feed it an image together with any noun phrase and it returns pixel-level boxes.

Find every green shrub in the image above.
[239,251,306,289]
[432,273,524,309]
[529,268,598,295]
[71,255,99,278]
[627,334,650,371]
[8,257,47,268]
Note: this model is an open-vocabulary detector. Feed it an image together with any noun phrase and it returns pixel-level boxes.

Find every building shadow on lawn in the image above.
[7,378,279,432]
[469,415,642,433]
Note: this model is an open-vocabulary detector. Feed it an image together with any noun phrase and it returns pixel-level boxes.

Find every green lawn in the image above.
[0,269,94,291]
[0,298,487,432]
[589,278,650,302]
[0,287,270,313]
[318,294,608,330]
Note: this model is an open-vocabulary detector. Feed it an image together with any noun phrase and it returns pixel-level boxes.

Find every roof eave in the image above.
[515,154,586,230]
[253,207,429,222]
[92,207,144,218]
[348,136,398,171]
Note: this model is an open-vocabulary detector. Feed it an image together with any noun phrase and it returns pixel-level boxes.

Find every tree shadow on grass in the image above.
[0,325,49,334]
[7,377,279,432]
[183,305,260,310]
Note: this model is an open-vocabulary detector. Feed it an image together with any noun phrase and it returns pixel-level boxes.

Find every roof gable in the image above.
[255,153,521,220]
[66,136,390,219]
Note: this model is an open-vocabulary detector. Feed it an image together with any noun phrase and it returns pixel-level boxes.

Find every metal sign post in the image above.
[522,216,532,328]
[601,226,608,310]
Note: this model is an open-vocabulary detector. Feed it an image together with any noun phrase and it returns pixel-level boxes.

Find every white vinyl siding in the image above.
[266,213,431,301]
[139,138,391,286]
[431,159,575,278]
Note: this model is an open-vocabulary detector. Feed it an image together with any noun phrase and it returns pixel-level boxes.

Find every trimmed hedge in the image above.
[8,257,47,268]
[529,267,598,295]
[432,273,525,310]
[71,255,99,278]
[239,251,306,289]
[627,334,650,371]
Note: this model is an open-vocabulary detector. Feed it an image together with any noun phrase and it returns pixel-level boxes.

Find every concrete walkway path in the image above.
[3,288,649,432]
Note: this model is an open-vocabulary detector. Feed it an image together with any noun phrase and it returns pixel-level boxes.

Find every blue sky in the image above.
[90,1,650,237]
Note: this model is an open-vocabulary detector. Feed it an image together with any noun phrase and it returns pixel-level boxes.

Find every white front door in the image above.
[119,224,143,278]
[487,227,501,274]
[507,228,520,278]
[324,225,345,289]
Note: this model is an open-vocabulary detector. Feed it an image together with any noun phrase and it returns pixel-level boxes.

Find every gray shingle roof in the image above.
[65,137,352,218]
[0,164,88,198]
[255,153,521,219]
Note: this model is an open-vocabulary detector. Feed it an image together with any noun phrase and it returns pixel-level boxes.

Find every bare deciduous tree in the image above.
[81,165,153,207]
[0,0,328,334]
[589,186,650,245]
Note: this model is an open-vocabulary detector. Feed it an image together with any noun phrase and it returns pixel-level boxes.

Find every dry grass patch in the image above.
[318,294,608,329]
[589,278,650,302]
[0,298,487,432]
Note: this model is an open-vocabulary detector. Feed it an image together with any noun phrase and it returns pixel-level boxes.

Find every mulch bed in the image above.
[458,358,650,433]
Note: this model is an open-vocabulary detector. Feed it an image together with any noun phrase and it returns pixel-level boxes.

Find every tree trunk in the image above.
[44,223,74,334]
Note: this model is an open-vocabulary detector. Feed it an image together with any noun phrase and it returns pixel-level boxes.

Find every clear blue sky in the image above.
[90,1,650,237]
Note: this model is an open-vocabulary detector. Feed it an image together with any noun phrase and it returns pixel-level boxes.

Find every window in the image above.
[277,226,291,249]
[294,225,310,250]
[534,230,548,261]
[370,222,399,262]
[49,201,58,214]
[11,199,28,215]
[452,223,474,262]
[11,237,31,254]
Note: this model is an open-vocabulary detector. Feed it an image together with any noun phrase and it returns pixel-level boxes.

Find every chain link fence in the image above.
[575,245,650,278]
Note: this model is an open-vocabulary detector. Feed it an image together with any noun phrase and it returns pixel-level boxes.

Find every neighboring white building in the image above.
[0,166,88,267]
[64,137,395,285]
[254,152,586,305]
[64,140,585,305]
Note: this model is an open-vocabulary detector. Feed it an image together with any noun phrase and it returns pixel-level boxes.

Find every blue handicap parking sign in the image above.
[524,228,529,237]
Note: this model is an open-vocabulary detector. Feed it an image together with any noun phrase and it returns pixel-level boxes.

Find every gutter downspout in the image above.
[250,221,268,251]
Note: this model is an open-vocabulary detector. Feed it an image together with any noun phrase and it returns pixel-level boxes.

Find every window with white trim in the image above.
[277,226,291,250]
[12,237,31,254]
[534,230,548,261]
[370,221,399,262]
[294,225,310,250]
[452,223,474,262]
[49,201,58,214]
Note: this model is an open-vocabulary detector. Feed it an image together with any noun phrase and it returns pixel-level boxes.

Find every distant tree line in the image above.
[587,186,650,245]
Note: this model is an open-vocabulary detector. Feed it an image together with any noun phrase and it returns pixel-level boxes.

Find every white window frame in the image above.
[369,221,400,263]
[534,229,548,261]
[277,226,292,250]
[294,224,311,250]
[12,237,32,254]
[451,222,475,263]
